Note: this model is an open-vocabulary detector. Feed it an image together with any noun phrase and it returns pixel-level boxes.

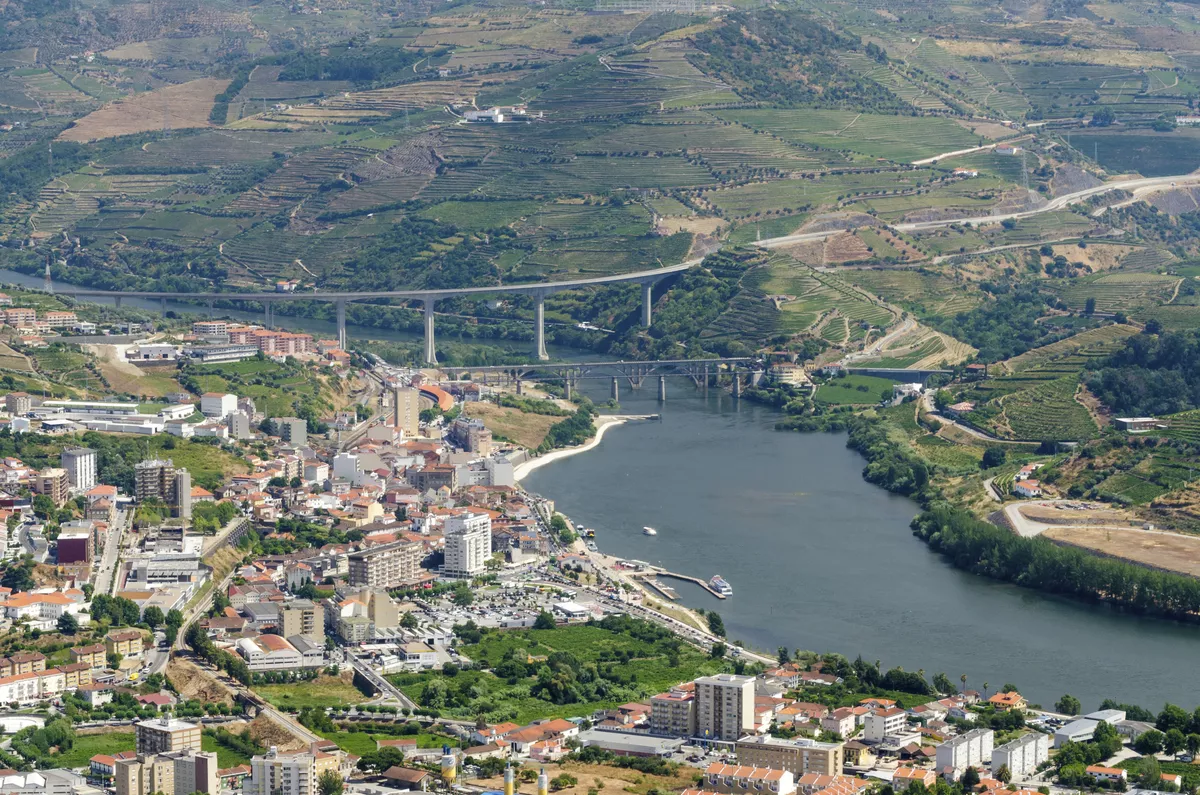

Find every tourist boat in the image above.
[642,526,658,536]
[709,575,733,596]
[583,528,596,539]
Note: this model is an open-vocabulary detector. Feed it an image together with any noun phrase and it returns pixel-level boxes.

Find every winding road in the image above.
[753,171,1200,250]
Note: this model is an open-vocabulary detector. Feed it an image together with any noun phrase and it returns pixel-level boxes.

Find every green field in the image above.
[993,376,1098,441]
[47,732,135,770]
[813,374,898,405]
[202,733,256,768]
[315,727,453,757]
[253,678,369,709]
[1069,129,1200,177]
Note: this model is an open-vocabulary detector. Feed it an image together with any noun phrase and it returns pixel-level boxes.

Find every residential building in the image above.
[393,388,420,437]
[135,459,175,502]
[57,532,92,565]
[136,718,202,755]
[229,412,252,440]
[245,749,316,795]
[863,708,908,742]
[347,540,423,588]
[1085,766,1127,784]
[200,393,237,419]
[61,448,97,491]
[992,732,1049,778]
[116,750,218,795]
[821,708,856,739]
[280,600,322,642]
[734,736,844,779]
[276,418,307,446]
[108,630,145,659]
[935,728,993,773]
[175,470,192,520]
[893,768,936,791]
[71,644,106,669]
[34,468,70,507]
[443,510,491,578]
[987,691,1027,711]
[235,635,308,671]
[703,763,796,795]
[5,392,32,414]
[694,674,756,743]
[1013,480,1042,498]
[650,687,696,738]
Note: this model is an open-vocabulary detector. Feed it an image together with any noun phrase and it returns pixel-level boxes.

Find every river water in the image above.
[8,268,1199,710]
[524,381,1200,713]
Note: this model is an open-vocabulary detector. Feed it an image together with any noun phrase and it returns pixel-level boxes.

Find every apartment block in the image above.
[245,749,316,795]
[991,731,1049,778]
[650,687,696,738]
[935,728,994,773]
[347,540,423,588]
[443,510,491,578]
[116,750,218,795]
[280,600,322,642]
[275,417,307,446]
[393,387,420,437]
[703,763,796,795]
[61,447,97,491]
[5,392,32,415]
[734,735,844,779]
[863,708,908,742]
[136,718,202,756]
[107,630,145,660]
[694,674,756,743]
[34,468,70,507]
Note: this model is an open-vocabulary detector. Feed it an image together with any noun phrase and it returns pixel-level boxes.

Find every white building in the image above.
[332,453,363,485]
[159,404,195,421]
[935,728,993,773]
[228,412,252,440]
[275,418,307,446]
[1054,719,1100,747]
[200,393,237,419]
[245,749,316,795]
[992,732,1049,778]
[60,447,97,491]
[694,674,756,742]
[864,708,908,741]
[443,510,491,578]
[236,635,305,671]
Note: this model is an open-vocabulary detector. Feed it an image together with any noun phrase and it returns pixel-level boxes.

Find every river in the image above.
[7,267,1199,710]
[524,380,1200,713]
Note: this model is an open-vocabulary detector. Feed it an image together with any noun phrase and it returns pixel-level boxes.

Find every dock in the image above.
[632,569,726,599]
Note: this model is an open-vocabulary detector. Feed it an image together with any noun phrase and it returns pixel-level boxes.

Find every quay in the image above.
[632,568,727,599]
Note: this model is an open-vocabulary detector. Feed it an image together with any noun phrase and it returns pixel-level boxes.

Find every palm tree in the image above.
[960,674,968,693]
[982,681,989,698]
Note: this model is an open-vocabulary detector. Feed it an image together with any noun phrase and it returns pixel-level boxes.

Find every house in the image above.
[987,691,1026,711]
[946,401,975,417]
[382,766,433,791]
[892,768,936,791]
[1085,766,1127,784]
[1013,480,1042,498]
[842,741,875,769]
[1113,418,1160,432]
[529,737,566,762]
[822,708,857,739]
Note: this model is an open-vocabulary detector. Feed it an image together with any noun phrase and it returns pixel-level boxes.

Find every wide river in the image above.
[524,380,1200,712]
[6,268,1198,711]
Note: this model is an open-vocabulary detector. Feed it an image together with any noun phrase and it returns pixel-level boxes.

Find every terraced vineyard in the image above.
[1055,272,1181,314]
[991,376,1099,441]
[759,255,896,341]
[845,269,982,319]
[1002,324,1140,374]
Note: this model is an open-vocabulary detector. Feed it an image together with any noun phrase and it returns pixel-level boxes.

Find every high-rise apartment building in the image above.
[693,674,756,742]
[443,510,491,578]
[245,749,316,795]
[116,751,218,795]
[281,599,322,641]
[276,417,307,446]
[393,387,420,438]
[347,540,423,588]
[61,447,97,491]
[136,718,202,755]
[34,468,70,507]
[650,687,696,737]
[135,459,175,503]
[174,470,191,520]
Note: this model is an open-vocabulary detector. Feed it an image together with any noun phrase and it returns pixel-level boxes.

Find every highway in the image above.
[754,170,1200,250]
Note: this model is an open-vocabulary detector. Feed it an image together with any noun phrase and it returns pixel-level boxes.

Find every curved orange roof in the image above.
[419,384,454,412]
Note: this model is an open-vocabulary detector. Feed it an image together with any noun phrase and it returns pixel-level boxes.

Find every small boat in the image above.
[586,541,598,552]
[710,575,733,596]
[583,528,596,539]
[642,526,658,536]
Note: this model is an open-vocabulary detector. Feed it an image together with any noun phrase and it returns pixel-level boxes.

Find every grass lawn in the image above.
[47,731,135,769]
[253,676,369,709]
[813,375,898,405]
[202,733,254,768]
[316,728,453,757]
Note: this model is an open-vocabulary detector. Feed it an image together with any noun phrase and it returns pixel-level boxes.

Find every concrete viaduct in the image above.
[55,261,694,364]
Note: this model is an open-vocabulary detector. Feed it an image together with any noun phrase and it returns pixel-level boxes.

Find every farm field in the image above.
[47,732,135,769]
[1054,273,1180,314]
[1001,324,1139,373]
[989,376,1098,441]
[813,374,899,405]
[758,256,896,341]
[253,674,369,710]
[58,79,230,142]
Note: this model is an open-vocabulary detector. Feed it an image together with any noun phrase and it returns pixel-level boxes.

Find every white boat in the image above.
[642,526,658,536]
[710,575,733,596]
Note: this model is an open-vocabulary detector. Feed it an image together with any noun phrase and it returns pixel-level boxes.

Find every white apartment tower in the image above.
[442,510,491,578]
[394,387,420,438]
[991,731,1048,778]
[936,728,994,773]
[693,674,756,742]
[61,447,97,491]
[245,749,316,795]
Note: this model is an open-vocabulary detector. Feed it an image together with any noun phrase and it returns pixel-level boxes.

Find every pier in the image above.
[632,568,727,599]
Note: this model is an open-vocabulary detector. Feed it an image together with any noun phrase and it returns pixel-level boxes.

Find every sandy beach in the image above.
[513,414,649,481]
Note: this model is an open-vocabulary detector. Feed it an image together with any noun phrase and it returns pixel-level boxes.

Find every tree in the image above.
[710,642,726,658]
[399,612,419,630]
[143,606,165,629]
[1159,704,1190,733]
[706,611,726,637]
[1134,729,1164,755]
[166,609,184,629]
[961,767,980,790]
[32,494,54,520]
[318,770,343,795]
[1135,755,1161,790]
[996,765,1011,784]
[1,559,35,592]
[107,652,123,669]
[1056,694,1081,716]
[533,611,556,630]
[57,612,79,635]
[933,673,955,694]
[1085,297,1097,316]
[1165,728,1186,758]
[451,584,474,607]
[777,647,790,665]
[1187,733,1200,758]
[981,447,1006,469]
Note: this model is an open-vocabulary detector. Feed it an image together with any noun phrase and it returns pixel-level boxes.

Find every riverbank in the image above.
[513,414,655,481]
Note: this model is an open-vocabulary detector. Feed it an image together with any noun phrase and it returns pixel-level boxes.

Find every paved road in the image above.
[754,171,1200,250]
[346,652,415,707]
[93,508,130,597]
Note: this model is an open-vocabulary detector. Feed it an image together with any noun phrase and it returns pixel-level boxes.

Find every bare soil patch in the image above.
[1043,525,1200,577]
[167,656,236,707]
[1048,243,1138,272]
[823,232,872,264]
[657,216,725,236]
[59,78,230,142]
[472,760,696,795]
